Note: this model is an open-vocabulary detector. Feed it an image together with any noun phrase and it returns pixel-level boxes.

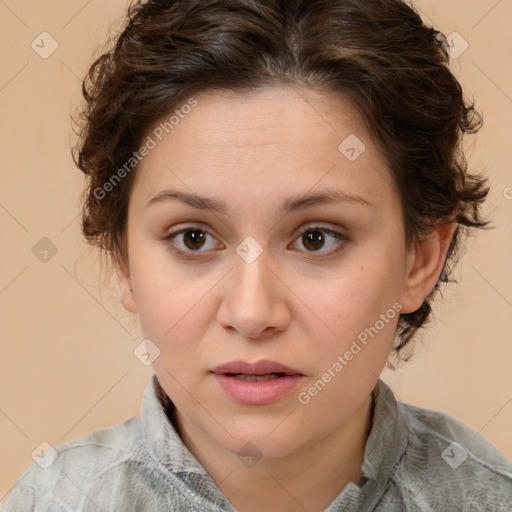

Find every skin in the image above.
[115,86,455,512]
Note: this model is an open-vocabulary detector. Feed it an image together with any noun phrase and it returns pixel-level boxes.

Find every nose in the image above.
[216,248,290,340]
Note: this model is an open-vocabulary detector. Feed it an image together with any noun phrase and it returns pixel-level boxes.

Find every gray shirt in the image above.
[3,374,512,511]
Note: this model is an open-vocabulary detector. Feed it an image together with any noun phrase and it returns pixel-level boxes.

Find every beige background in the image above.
[1,0,511,502]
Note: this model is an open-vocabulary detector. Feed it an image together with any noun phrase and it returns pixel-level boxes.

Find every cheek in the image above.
[321,257,400,328]
[129,246,209,351]
[309,251,402,362]
[131,227,404,360]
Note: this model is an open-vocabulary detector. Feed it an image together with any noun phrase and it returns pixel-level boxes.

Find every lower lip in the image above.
[212,373,303,405]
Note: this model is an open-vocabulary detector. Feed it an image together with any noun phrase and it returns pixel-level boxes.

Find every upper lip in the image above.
[211,359,303,376]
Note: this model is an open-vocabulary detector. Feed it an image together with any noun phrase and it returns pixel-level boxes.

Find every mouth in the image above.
[222,373,289,381]
[210,359,304,405]
[211,359,303,377]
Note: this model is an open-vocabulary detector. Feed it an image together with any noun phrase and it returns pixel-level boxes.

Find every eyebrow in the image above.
[145,189,373,216]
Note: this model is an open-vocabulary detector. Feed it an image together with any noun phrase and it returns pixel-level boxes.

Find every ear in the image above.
[399,222,457,314]
[114,256,138,314]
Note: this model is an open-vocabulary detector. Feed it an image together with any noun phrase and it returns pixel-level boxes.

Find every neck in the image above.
[167,390,375,512]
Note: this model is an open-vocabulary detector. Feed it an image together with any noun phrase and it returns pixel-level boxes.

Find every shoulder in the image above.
[2,417,140,512]
[394,400,512,509]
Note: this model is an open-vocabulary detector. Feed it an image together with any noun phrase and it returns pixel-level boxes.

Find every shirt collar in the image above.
[139,374,212,476]
[139,374,407,506]
[360,377,408,488]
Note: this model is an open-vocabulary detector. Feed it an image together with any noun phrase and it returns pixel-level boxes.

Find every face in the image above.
[116,86,451,461]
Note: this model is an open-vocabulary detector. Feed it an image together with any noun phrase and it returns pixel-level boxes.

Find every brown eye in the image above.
[291,225,347,255]
[164,228,220,254]
[302,230,326,251]
[181,230,207,251]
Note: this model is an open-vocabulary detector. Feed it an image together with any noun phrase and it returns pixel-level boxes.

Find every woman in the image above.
[4,0,512,510]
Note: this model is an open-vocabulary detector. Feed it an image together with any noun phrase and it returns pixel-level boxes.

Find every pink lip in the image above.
[213,374,303,405]
[211,359,303,376]
[210,359,304,405]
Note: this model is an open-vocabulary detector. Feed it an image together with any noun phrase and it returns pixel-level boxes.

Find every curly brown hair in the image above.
[73,0,491,364]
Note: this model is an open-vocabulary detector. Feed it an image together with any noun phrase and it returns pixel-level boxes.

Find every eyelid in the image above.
[290,223,348,255]
[292,222,347,240]
[162,222,348,258]
[162,222,220,241]
[162,224,224,250]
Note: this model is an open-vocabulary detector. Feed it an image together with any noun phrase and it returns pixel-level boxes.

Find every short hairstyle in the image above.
[73,0,491,363]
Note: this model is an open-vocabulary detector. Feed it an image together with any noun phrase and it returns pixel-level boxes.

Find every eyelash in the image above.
[162,224,348,260]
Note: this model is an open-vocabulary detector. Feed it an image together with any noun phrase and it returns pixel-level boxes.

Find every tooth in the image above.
[232,374,282,381]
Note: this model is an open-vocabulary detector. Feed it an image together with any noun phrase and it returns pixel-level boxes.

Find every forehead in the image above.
[130,86,397,213]
[165,87,367,149]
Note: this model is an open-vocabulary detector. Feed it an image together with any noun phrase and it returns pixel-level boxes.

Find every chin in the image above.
[218,425,304,461]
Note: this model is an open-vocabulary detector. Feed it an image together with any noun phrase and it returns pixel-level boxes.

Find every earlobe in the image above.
[399,222,456,314]
[114,257,138,314]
